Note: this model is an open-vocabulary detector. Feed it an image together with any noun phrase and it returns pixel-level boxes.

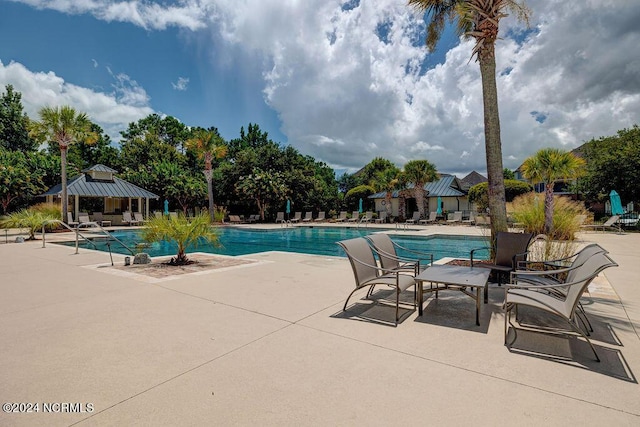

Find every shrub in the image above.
[0,205,60,240]
[469,180,533,211]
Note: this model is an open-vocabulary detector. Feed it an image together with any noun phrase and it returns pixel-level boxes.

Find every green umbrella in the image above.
[610,190,624,215]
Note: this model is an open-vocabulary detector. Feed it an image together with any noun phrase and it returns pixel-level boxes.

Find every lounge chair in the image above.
[314,212,326,222]
[446,211,463,224]
[169,212,178,221]
[247,214,260,223]
[154,211,163,219]
[375,211,387,224]
[122,211,140,226]
[335,211,348,222]
[275,212,285,223]
[405,211,420,225]
[347,211,360,223]
[474,214,491,227]
[78,212,91,224]
[505,252,618,361]
[580,215,622,233]
[419,211,437,225]
[290,212,302,223]
[302,211,313,222]
[228,215,243,224]
[365,233,432,275]
[92,212,111,227]
[462,211,475,225]
[66,212,79,227]
[337,237,416,326]
[134,212,146,224]
[470,231,534,288]
[361,211,373,223]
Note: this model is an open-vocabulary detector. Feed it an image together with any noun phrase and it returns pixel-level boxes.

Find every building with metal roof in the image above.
[41,164,159,225]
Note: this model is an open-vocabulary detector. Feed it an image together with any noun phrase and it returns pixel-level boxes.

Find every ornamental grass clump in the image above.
[0,203,61,240]
[141,212,219,265]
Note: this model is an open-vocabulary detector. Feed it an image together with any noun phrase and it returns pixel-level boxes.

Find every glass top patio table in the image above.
[415,265,491,326]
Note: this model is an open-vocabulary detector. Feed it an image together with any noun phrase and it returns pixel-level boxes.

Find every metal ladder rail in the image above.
[76,222,136,256]
[41,220,136,256]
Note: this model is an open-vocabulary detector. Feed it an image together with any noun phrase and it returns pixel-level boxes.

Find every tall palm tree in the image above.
[371,167,400,219]
[408,0,531,240]
[186,129,227,223]
[521,148,585,234]
[30,106,96,222]
[400,160,438,218]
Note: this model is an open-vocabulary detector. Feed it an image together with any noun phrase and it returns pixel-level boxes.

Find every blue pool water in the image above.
[59,227,489,260]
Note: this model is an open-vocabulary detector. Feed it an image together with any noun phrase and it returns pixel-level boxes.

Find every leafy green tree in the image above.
[142,213,218,265]
[521,148,585,234]
[581,125,640,207]
[0,149,46,213]
[120,114,189,152]
[468,179,532,211]
[67,123,119,170]
[235,169,288,221]
[503,168,515,180]
[409,0,531,238]
[345,185,375,212]
[30,106,97,222]
[166,173,207,216]
[338,172,360,194]
[186,128,227,222]
[0,85,37,152]
[371,168,400,217]
[398,159,438,218]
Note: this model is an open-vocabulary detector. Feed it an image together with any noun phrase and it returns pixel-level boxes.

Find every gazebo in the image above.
[41,164,159,225]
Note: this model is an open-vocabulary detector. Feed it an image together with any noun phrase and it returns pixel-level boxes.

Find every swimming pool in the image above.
[58,227,489,260]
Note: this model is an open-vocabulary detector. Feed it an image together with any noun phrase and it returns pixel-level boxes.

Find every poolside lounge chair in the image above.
[337,237,416,326]
[302,211,313,222]
[580,215,622,233]
[92,212,111,227]
[169,212,178,221]
[275,212,285,223]
[447,211,463,224]
[505,252,618,361]
[470,231,534,288]
[122,211,140,226]
[335,211,348,222]
[247,214,260,223]
[314,212,326,222]
[419,211,437,225]
[405,211,420,225]
[462,211,475,225]
[228,215,243,224]
[375,211,387,224]
[347,211,360,223]
[361,211,373,223]
[134,212,146,224]
[66,212,79,227]
[78,212,91,224]
[290,212,302,223]
[474,214,491,227]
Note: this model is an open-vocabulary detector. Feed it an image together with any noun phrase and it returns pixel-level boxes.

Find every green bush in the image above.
[469,180,532,211]
[0,204,60,240]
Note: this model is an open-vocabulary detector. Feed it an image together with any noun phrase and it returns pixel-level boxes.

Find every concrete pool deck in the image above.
[1,224,639,425]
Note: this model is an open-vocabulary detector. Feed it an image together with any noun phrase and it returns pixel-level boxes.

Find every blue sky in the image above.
[1,1,639,176]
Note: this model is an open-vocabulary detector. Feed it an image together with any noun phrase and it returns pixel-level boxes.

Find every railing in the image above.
[41,220,136,265]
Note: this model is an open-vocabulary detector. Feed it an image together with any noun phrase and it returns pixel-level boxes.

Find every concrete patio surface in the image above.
[0,225,639,426]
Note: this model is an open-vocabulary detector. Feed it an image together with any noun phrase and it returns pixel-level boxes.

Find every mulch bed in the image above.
[111,253,255,279]
[445,259,494,267]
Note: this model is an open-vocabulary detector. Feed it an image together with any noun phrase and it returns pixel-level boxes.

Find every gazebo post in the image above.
[145,198,149,218]
[74,195,79,220]
[128,198,132,213]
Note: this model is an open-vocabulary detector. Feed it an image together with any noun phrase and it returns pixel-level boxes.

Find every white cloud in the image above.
[0,60,154,141]
[91,58,98,68]
[172,77,189,91]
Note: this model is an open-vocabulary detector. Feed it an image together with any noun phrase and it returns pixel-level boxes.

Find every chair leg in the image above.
[395,287,400,326]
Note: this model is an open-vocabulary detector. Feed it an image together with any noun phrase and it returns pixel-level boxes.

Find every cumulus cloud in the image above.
[172,77,189,91]
[0,60,154,141]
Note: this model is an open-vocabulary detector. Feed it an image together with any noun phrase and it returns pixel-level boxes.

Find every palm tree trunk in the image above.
[544,183,554,234]
[479,47,508,242]
[60,145,68,223]
[203,169,214,223]
[414,188,425,218]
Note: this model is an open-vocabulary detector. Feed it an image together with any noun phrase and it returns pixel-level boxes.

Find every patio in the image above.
[0,228,639,425]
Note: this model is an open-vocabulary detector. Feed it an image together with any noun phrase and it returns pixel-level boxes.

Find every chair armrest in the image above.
[469,247,490,266]
[506,277,588,291]
[346,254,406,277]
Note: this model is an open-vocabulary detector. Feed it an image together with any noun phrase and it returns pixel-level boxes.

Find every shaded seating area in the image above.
[505,252,618,362]
[337,237,416,326]
[470,231,534,288]
[92,212,111,227]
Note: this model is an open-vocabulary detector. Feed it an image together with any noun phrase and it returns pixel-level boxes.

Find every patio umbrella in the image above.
[163,199,169,216]
[359,198,363,213]
[286,199,291,220]
[610,190,624,215]
[436,196,442,215]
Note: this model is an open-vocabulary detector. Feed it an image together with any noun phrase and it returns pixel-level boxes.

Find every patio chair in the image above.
[290,211,302,223]
[361,211,373,223]
[302,211,313,222]
[405,211,420,225]
[78,212,91,224]
[462,211,475,225]
[419,211,437,225]
[228,215,243,224]
[375,211,387,224]
[580,215,622,233]
[474,214,490,227]
[335,211,348,222]
[66,212,79,227]
[446,211,463,224]
[364,233,433,276]
[92,212,111,227]
[347,211,360,222]
[122,211,140,226]
[275,212,285,223]
[134,212,146,224]
[470,231,534,287]
[337,237,416,326]
[169,212,178,220]
[505,252,618,361]
[314,212,326,222]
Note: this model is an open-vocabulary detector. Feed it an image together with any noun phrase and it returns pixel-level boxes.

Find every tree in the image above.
[409,0,531,240]
[0,149,46,213]
[503,168,515,180]
[186,128,227,223]
[141,212,218,265]
[468,179,532,211]
[371,168,400,218]
[30,106,97,222]
[235,169,288,221]
[521,148,585,234]
[0,85,37,152]
[399,159,438,218]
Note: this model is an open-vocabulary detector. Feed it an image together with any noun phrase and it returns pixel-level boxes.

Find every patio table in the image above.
[416,265,491,326]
